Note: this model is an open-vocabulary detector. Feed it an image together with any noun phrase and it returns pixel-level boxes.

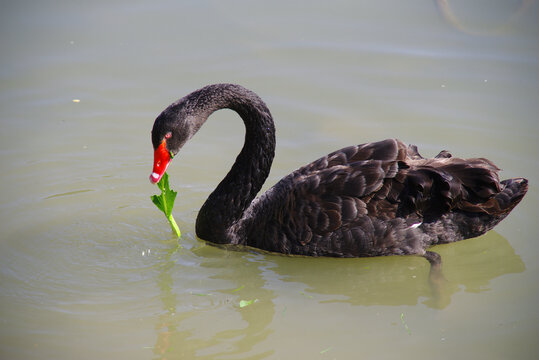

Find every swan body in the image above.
[150,84,528,258]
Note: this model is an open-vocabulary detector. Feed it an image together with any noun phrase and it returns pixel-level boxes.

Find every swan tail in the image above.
[455,177,528,241]
[495,177,528,213]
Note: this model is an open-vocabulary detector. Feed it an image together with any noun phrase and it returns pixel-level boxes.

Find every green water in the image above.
[1,1,538,359]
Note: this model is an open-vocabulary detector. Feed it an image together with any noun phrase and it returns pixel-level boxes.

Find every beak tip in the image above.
[149,172,161,184]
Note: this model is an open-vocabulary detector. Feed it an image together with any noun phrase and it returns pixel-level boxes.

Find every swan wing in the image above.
[246,139,506,256]
[247,140,407,251]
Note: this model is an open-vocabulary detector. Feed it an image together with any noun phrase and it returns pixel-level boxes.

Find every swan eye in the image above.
[165,132,172,139]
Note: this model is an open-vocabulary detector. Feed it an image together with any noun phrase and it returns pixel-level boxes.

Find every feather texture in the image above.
[151,84,528,258]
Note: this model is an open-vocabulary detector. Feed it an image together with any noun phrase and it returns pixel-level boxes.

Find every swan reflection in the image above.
[152,230,524,358]
[270,230,525,309]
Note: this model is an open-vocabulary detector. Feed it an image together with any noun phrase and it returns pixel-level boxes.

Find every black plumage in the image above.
[150,84,528,261]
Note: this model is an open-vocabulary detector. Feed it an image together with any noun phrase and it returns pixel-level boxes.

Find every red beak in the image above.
[150,140,172,184]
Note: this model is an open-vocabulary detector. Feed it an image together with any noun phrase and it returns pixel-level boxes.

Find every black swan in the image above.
[150,83,528,262]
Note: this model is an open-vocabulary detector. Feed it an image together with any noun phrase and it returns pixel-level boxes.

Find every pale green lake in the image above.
[1,1,538,359]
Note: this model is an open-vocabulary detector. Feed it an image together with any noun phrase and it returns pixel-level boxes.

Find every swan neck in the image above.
[194,84,276,243]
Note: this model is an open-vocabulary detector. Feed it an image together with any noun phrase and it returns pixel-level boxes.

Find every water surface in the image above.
[1,1,538,359]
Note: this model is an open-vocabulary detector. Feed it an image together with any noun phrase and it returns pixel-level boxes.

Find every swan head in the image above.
[150,97,206,184]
